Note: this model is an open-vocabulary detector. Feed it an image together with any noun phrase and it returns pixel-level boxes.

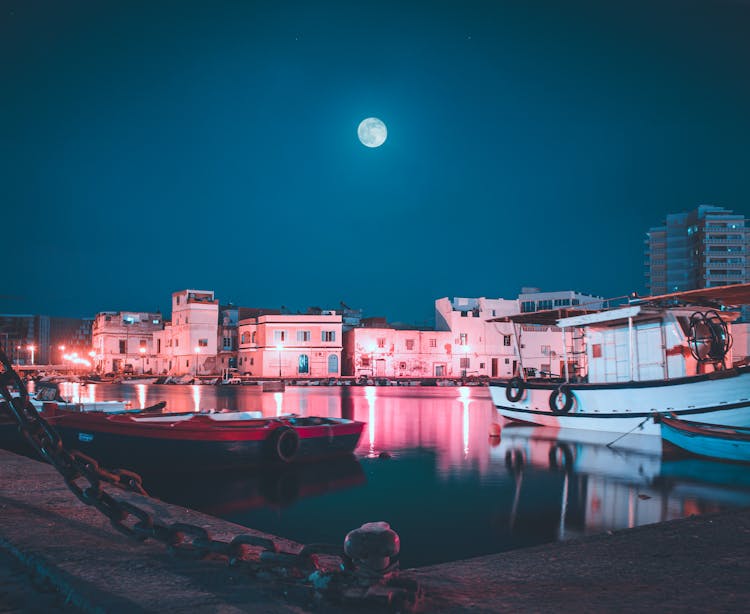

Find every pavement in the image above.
[2,448,750,613]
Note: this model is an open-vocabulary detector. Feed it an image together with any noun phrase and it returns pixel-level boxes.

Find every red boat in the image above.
[0,405,365,470]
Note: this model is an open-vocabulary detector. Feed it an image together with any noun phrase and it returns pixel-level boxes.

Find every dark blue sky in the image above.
[3,0,749,324]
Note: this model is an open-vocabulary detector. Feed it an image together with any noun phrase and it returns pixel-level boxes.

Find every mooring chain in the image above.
[0,352,422,610]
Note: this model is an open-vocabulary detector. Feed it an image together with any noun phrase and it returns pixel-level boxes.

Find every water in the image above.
[52,382,750,568]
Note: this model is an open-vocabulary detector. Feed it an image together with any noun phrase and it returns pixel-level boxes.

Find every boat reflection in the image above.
[143,455,366,517]
[494,423,750,540]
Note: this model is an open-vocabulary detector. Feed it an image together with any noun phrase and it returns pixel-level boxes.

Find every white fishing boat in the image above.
[489,284,750,436]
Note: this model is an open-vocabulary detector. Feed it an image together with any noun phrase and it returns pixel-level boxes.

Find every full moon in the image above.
[358,117,387,148]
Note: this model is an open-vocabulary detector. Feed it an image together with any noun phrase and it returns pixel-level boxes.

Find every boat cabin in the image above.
[557,306,738,384]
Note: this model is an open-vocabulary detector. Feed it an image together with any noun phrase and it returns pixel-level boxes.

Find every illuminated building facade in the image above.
[237,313,343,378]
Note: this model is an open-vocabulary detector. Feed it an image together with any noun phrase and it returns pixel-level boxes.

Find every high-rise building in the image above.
[646,205,748,293]
[645,204,748,319]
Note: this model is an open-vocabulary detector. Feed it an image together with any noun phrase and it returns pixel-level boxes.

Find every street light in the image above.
[27,344,36,365]
[275,344,283,378]
[194,346,200,377]
[139,347,146,374]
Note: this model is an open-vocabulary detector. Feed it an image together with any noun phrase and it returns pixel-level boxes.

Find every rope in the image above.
[606,417,650,448]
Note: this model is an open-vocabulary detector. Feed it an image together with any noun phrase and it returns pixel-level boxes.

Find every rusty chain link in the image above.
[0,352,422,610]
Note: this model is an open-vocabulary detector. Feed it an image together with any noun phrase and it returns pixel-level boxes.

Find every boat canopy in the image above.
[636,282,750,308]
[556,306,642,328]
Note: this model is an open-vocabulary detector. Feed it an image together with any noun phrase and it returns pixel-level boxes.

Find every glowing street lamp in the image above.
[194,346,200,377]
[27,344,36,365]
[139,346,146,374]
[275,344,283,378]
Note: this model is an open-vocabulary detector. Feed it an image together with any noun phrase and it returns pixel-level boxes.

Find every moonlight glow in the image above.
[358,117,387,148]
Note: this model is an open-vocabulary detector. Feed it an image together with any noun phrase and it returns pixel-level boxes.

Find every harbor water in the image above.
[51,382,750,568]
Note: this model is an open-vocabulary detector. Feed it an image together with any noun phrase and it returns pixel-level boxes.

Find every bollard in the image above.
[344,521,400,576]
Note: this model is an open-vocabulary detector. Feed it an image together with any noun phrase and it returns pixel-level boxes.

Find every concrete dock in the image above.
[2,448,749,612]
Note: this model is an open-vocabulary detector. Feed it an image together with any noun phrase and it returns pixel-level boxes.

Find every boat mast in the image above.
[512,323,525,378]
[561,326,569,383]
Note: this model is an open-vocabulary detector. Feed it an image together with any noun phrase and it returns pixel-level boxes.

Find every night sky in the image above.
[3,0,749,324]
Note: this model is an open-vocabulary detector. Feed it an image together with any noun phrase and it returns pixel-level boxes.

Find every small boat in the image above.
[119,377,158,385]
[658,415,750,463]
[3,407,364,470]
[29,382,135,414]
[489,283,750,436]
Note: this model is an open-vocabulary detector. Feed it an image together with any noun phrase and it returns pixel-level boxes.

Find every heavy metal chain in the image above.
[0,352,422,610]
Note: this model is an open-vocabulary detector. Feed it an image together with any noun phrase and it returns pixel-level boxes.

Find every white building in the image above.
[152,290,220,376]
[91,311,163,374]
[343,327,454,379]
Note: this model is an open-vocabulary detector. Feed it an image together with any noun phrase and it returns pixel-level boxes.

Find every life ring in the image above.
[268,426,300,463]
[506,377,525,403]
[549,385,574,414]
[548,443,574,473]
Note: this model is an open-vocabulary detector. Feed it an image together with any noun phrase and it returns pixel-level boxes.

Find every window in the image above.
[176,296,180,305]
[479,362,485,369]
[139,339,147,349]
[273,330,286,343]
[377,338,385,348]
[297,330,311,342]
[175,338,179,348]
[185,316,189,324]
[328,354,338,373]
[252,332,256,343]
[241,333,247,344]
[298,354,309,374]
[541,345,550,355]
[157,339,161,353]
[119,340,126,354]
[459,357,470,369]
[198,339,208,347]
[429,338,436,348]
[250,357,254,366]
[504,358,510,364]
[459,333,468,345]
[152,319,160,324]
[322,331,336,342]
[361,356,370,367]
[405,339,415,350]
[503,335,511,347]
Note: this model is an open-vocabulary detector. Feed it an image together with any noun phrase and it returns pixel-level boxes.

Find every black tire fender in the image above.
[549,385,574,414]
[506,377,525,403]
[269,426,300,463]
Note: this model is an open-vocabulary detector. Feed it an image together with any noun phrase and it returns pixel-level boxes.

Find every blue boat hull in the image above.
[660,417,750,463]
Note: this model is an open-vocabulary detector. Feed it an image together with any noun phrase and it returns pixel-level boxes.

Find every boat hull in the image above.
[659,417,750,463]
[489,366,750,436]
[0,411,364,470]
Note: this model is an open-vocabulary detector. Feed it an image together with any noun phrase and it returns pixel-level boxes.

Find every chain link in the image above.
[0,352,422,610]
